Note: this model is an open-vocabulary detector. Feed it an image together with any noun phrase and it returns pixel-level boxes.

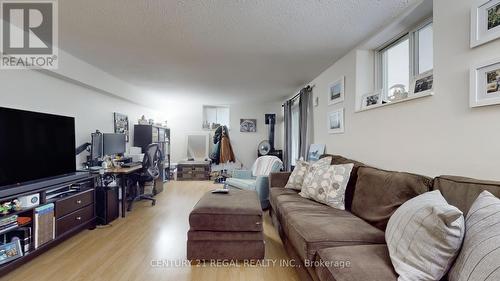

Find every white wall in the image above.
[162,100,283,169]
[307,0,500,180]
[0,70,282,172]
[229,101,283,169]
[0,70,163,167]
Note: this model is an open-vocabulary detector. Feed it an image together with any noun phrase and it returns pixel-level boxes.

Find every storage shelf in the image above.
[0,221,32,235]
[0,207,35,219]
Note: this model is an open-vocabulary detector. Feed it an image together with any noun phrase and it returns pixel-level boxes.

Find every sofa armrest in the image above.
[231,169,253,179]
[269,172,292,188]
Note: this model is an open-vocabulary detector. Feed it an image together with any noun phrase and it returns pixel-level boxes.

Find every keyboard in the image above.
[121,162,142,168]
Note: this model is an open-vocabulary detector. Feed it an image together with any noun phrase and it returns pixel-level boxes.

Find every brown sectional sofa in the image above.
[268,154,500,281]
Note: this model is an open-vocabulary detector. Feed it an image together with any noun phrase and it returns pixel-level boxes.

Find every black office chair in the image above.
[127,143,162,211]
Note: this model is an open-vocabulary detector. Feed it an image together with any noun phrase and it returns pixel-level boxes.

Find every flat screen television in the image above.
[0,107,76,189]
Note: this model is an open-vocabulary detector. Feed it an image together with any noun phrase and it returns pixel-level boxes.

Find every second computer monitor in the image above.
[103,133,126,156]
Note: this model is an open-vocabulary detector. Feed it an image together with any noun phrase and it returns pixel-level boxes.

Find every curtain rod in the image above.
[282,84,315,107]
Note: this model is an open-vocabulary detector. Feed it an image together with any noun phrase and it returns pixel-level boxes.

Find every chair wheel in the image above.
[152,200,156,206]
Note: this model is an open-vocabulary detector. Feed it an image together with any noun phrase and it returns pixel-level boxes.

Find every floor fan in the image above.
[257,114,283,160]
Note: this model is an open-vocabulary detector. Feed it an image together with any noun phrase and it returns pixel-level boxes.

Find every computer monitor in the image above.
[103,133,126,156]
[91,132,103,159]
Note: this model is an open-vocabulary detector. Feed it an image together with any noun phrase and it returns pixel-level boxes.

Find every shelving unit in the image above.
[133,125,171,193]
[0,173,97,275]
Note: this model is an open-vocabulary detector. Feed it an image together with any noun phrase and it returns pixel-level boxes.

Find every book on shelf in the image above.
[0,215,18,227]
[0,223,18,234]
[34,204,55,249]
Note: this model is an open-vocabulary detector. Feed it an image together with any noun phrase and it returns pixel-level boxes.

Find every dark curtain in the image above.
[298,86,312,160]
[283,99,293,171]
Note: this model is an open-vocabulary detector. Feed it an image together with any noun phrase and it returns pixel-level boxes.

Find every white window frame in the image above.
[202,105,230,129]
[375,18,433,100]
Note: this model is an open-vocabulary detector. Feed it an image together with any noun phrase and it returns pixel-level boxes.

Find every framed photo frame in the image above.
[113,112,129,142]
[239,119,257,132]
[410,70,434,96]
[308,144,325,162]
[361,91,382,109]
[327,76,345,105]
[471,0,500,48]
[470,58,500,107]
[328,108,344,134]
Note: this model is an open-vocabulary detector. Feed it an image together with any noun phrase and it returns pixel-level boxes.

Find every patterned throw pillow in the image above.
[449,191,500,281]
[299,162,353,210]
[385,190,464,281]
[285,160,310,190]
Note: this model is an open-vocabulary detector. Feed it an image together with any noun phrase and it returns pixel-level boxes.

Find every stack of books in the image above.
[0,215,18,233]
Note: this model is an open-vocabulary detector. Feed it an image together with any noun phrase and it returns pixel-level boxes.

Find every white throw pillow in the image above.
[299,156,331,189]
[385,190,465,281]
[299,163,353,210]
[449,191,500,281]
[285,160,310,190]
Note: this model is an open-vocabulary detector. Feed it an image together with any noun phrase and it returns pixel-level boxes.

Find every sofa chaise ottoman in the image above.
[187,188,265,261]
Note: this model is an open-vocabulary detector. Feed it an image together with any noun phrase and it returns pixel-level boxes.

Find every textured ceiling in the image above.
[59,0,418,103]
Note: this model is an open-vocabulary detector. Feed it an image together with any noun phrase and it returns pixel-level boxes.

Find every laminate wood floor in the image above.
[1,181,300,281]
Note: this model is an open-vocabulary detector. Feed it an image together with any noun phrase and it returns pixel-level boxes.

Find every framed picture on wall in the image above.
[328,76,345,105]
[113,112,129,142]
[328,108,344,134]
[470,58,500,107]
[410,70,434,96]
[471,0,500,47]
[240,119,257,132]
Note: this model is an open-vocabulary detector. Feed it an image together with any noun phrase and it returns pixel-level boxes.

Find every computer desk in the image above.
[105,165,142,218]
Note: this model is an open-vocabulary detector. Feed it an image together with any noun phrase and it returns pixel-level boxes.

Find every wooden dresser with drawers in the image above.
[177,160,211,181]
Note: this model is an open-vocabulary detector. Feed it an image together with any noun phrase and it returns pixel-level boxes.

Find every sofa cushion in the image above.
[270,187,385,262]
[320,154,365,211]
[433,175,500,215]
[299,163,354,210]
[386,190,464,281]
[449,191,500,281]
[351,167,432,230]
[270,187,328,233]
[269,187,299,211]
[286,211,385,262]
[189,189,262,232]
[314,245,398,281]
[285,160,310,190]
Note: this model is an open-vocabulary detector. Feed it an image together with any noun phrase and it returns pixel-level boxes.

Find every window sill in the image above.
[355,91,433,113]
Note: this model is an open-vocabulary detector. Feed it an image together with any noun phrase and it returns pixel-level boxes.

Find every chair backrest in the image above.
[251,156,283,177]
[142,143,162,179]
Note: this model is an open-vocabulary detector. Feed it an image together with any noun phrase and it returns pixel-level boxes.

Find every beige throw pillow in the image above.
[299,162,353,210]
[284,160,310,190]
[385,190,465,281]
[449,191,500,281]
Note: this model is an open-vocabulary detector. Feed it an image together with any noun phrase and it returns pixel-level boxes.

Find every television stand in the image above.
[0,173,97,276]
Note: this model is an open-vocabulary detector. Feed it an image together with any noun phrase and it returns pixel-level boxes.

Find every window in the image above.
[377,19,433,100]
[202,105,230,129]
[416,22,433,74]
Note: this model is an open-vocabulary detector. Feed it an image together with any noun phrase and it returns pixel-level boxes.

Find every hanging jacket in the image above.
[219,132,235,163]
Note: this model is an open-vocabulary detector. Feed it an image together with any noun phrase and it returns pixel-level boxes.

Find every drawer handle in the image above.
[76,200,82,204]
[76,216,82,221]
